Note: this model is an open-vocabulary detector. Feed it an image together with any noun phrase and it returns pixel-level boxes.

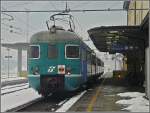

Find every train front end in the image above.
[28,30,82,96]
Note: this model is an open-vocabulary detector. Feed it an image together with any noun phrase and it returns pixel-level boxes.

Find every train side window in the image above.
[48,45,58,59]
[66,45,79,59]
[29,45,40,59]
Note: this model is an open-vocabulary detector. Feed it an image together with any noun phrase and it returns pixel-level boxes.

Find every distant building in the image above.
[124,0,149,25]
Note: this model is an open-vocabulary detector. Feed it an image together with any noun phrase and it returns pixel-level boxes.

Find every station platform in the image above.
[68,73,145,112]
[68,85,125,111]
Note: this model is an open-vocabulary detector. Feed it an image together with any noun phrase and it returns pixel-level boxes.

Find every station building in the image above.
[124,0,149,99]
[125,0,149,25]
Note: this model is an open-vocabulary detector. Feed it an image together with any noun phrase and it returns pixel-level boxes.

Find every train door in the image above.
[81,47,87,82]
[87,51,92,76]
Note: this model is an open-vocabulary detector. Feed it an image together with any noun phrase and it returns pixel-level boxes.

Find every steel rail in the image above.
[1,83,29,90]
[1,87,29,96]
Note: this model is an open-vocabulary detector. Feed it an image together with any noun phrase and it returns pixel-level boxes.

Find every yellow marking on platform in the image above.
[86,87,100,112]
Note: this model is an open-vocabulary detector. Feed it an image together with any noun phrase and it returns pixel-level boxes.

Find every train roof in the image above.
[30,29,82,43]
[30,28,103,63]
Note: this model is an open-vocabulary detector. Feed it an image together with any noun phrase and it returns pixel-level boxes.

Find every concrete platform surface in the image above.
[68,73,145,112]
[68,84,127,112]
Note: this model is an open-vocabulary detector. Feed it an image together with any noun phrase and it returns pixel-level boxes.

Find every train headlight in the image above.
[66,67,71,75]
[118,75,121,79]
[31,66,40,75]
[58,65,65,74]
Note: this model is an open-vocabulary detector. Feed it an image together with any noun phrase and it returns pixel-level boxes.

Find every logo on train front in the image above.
[48,66,56,73]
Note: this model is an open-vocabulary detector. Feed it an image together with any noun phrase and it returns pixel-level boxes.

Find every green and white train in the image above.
[28,14,104,97]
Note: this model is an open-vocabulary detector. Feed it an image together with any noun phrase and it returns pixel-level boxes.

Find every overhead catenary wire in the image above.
[1,18,12,21]
[5,2,33,8]
[1,23,22,32]
[10,15,38,33]
[73,16,90,41]
[74,17,84,32]
[1,8,149,13]
[1,26,23,36]
[2,7,41,33]
[1,12,14,20]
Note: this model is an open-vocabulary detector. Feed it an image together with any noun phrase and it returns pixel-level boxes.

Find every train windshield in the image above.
[29,45,40,59]
[66,45,79,59]
[48,45,58,59]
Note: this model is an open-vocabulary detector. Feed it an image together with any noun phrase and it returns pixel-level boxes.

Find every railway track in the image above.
[14,80,101,112]
[1,83,29,95]
[2,79,101,112]
[7,91,85,112]
[2,77,145,112]
[6,97,44,112]
[1,83,29,90]
[1,79,28,87]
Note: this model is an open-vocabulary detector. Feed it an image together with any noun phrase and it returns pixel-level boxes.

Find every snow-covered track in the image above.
[14,91,86,112]
[1,79,28,87]
[1,83,28,90]
[6,97,44,112]
[1,83,29,95]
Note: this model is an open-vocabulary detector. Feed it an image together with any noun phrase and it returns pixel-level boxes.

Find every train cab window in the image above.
[48,45,58,59]
[66,45,79,59]
[29,45,40,59]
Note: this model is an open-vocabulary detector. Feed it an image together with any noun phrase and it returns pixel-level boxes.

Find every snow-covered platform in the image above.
[68,85,149,112]
[116,92,149,112]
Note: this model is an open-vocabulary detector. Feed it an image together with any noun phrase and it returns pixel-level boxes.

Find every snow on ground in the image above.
[1,88,41,112]
[1,83,29,90]
[1,83,29,94]
[55,90,87,112]
[1,76,27,83]
[117,92,145,98]
[116,92,149,112]
[57,99,68,106]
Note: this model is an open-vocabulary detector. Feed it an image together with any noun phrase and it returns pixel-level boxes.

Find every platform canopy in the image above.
[2,42,29,50]
[88,26,146,54]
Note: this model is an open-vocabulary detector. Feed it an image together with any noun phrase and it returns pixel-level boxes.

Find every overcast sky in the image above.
[1,1,127,42]
[1,1,126,74]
